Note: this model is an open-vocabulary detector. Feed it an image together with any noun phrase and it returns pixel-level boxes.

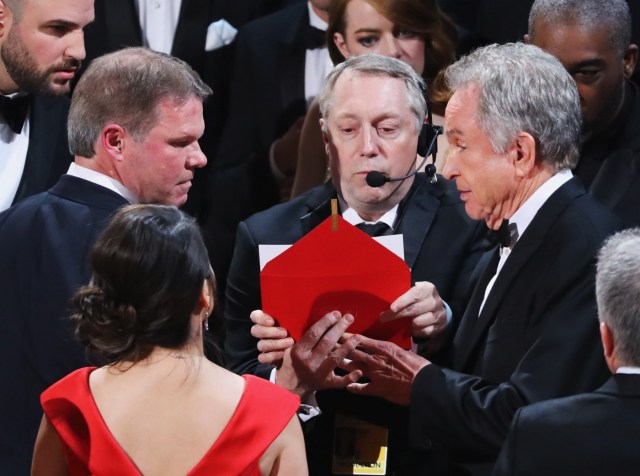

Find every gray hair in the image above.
[529,0,631,58]
[68,47,212,158]
[317,53,427,134]
[445,42,581,171]
[596,228,640,367]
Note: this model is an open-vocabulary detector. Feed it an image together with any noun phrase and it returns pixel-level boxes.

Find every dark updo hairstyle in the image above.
[71,204,213,364]
[327,0,458,113]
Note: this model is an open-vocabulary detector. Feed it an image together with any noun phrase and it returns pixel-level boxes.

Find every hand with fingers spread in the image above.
[271,311,362,399]
[250,310,294,368]
[342,334,430,406]
[380,281,449,351]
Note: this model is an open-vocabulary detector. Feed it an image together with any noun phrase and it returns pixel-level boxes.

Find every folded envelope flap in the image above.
[260,216,412,348]
[262,215,408,274]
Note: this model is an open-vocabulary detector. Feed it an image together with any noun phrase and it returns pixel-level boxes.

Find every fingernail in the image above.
[344,314,354,324]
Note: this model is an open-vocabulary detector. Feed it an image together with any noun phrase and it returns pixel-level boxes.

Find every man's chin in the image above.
[45,80,72,96]
[170,195,189,207]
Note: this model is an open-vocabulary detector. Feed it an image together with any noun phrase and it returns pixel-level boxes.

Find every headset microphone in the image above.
[365,124,443,188]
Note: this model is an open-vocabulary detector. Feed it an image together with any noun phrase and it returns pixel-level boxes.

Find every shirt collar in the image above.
[307,1,327,30]
[68,162,138,203]
[340,201,398,230]
[617,366,640,375]
[508,169,573,245]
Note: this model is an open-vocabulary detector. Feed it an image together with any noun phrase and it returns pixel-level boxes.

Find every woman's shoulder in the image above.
[41,366,96,402]
[241,374,300,410]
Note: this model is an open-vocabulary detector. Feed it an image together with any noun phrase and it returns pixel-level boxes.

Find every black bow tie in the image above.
[0,94,31,134]
[356,222,390,237]
[485,219,518,248]
[304,24,326,50]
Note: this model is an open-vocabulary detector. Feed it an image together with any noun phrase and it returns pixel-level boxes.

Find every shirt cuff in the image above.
[269,368,322,421]
[443,300,452,325]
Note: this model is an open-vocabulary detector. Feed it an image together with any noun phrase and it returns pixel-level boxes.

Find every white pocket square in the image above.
[205,19,238,51]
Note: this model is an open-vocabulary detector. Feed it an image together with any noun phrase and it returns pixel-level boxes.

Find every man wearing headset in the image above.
[224,53,485,476]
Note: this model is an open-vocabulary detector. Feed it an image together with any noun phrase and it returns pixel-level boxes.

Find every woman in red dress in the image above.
[31,204,307,475]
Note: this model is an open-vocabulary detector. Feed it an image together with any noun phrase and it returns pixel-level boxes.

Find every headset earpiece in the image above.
[417,123,429,157]
[417,81,439,183]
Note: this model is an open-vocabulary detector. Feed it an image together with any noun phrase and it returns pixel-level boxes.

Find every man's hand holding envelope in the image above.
[251,280,448,397]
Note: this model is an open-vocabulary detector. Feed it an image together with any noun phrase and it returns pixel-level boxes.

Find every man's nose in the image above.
[187,142,207,169]
[361,128,380,157]
[65,30,87,62]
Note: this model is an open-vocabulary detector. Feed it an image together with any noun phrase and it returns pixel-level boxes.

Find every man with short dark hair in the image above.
[0,47,210,474]
[494,228,640,476]
[526,0,640,228]
[0,0,93,211]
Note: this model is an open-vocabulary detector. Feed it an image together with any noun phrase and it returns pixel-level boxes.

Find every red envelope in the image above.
[260,215,412,348]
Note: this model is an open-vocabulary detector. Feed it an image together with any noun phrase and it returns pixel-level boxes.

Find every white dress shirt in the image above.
[341,203,398,231]
[617,367,640,374]
[135,0,182,54]
[479,169,573,314]
[0,100,30,212]
[305,2,333,107]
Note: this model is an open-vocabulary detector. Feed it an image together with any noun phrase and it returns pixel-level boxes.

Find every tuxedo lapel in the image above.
[14,97,72,204]
[277,5,307,123]
[395,178,441,269]
[462,239,540,363]
[300,182,336,234]
[452,248,499,370]
[172,0,212,74]
[454,178,586,370]
[103,0,142,48]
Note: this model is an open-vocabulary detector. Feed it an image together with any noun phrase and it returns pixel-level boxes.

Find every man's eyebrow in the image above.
[44,19,82,29]
[567,58,607,70]
[446,127,463,137]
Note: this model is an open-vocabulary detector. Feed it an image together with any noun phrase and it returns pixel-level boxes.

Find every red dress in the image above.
[41,367,300,475]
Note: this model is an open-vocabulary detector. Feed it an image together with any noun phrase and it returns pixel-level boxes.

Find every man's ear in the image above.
[102,125,126,161]
[600,321,618,373]
[523,33,530,44]
[623,44,638,79]
[512,132,536,178]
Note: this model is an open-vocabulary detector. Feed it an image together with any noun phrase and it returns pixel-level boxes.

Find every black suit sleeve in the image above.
[408,234,609,460]
[492,407,523,476]
[223,220,273,379]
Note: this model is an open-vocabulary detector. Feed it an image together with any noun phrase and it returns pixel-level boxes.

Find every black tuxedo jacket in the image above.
[494,374,640,476]
[204,2,312,298]
[587,81,640,228]
[81,0,298,219]
[224,175,485,475]
[409,178,620,476]
[83,0,291,80]
[0,175,128,475]
[11,96,72,205]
